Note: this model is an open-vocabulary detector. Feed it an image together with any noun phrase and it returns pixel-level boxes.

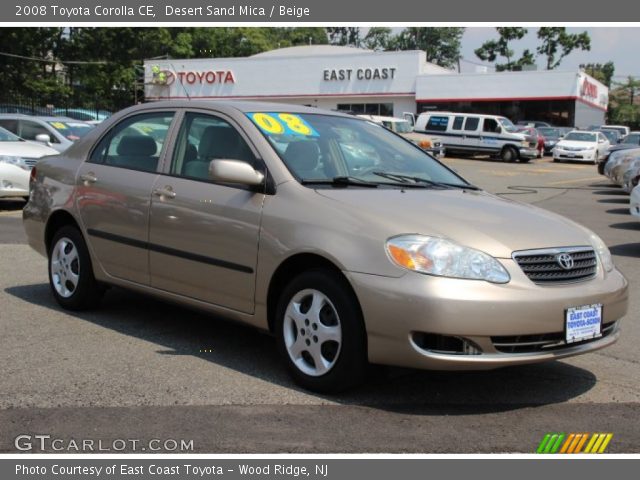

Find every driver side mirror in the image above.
[209,159,264,186]
[35,133,51,144]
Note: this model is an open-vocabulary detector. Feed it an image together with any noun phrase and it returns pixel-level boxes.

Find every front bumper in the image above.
[553,149,598,162]
[426,147,444,158]
[518,147,538,159]
[347,261,628,370]
[0,164,30,198]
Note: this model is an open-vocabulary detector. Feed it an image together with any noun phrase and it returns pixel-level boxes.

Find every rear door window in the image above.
[464,117,480,131]
[89,112,175,172]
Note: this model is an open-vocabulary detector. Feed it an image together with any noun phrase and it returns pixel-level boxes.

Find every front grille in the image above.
[559,154,585,159]
[513,247,597,284]
[22,158,38,168]
[492,322,616,354]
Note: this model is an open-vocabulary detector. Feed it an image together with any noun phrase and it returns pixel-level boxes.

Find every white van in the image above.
[408,112,538,162]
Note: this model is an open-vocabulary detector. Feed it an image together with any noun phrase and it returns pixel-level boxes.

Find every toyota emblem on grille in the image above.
[556,253,575,270]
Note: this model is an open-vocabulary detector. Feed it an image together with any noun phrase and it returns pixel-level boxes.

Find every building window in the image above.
[337,103,394,117]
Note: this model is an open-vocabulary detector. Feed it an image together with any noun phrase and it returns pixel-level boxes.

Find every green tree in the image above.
[579,62,615,87]
[474,28,534,71]
[363,27,393,51]
[536,27,591,70]
[326,27,360,46]
[393,28,464,68]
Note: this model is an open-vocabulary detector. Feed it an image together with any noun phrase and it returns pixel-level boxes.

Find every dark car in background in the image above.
[598,132,640,175]
[597,129,621,145]
[516,120,552,128]
[515,126,545,157]
[537,127,563,155]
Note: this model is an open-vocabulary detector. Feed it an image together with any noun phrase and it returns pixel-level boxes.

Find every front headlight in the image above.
[0,156,29,170]
[385,235,510,283]
[589,233,614,272]
[521,140,529,147]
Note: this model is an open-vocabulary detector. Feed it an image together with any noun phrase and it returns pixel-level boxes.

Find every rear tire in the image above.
[48,225,104,311]
[275,269,367,393]
[501,146,517,162]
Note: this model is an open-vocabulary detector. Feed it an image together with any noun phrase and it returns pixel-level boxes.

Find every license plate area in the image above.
[565,304,602,344]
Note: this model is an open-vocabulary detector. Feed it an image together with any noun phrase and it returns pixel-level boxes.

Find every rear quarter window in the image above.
[425,116,449,132]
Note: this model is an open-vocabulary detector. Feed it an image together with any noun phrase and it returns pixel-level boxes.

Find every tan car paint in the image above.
[24,101,628,371]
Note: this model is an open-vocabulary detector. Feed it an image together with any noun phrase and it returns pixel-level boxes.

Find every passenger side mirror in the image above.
[35,133,51,144]
[209,159,264,186]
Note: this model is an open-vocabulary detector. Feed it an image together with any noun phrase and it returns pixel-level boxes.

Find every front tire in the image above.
[48,225,104,310]
[275,270,367,392]
[501,146,517,162]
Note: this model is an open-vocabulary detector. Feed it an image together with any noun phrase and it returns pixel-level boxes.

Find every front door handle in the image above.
[80,172,97,184]
[152,186,176,199]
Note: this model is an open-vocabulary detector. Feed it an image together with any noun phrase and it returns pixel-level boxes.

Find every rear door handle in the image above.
[80,172,97,184]
[152,186,176,199]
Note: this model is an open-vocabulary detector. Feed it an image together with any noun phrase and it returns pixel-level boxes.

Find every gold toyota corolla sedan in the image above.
[23,101,628,392]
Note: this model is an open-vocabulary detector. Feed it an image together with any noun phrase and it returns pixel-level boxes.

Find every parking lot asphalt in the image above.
[1,157,639,453]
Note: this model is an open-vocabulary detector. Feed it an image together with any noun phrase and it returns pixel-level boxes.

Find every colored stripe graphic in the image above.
[538,433,613,454]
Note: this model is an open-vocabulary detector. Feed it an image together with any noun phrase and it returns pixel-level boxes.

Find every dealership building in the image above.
[144,45,608,127]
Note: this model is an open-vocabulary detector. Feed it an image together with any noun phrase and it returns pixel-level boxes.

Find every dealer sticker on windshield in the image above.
[247,113,319,137]
[565,304,602,344]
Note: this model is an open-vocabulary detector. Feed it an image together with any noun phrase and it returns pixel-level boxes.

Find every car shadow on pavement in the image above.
[598,198,631,204]
[5,283,598,415]
[607,208,633,215]
[592,189,628,196]
[609,221,640,231]
[609,243,640,258]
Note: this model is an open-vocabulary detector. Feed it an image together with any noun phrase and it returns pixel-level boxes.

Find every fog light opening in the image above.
[411,332,482,355]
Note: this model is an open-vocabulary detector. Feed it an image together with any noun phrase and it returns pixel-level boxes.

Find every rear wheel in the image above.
[275,270,367,392]
[501,146,518,162]
[48,226,104,310]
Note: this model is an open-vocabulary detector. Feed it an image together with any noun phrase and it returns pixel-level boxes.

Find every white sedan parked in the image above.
[0,127,58,199]
[553,131,610,164]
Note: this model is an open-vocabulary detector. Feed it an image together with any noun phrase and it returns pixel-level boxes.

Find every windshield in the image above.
[538,127,560,138]
[247,112,469,187]
[0,126,21,142]
[601,126,627,136]
[597,130,618,143]
[47,121,93,141]
[393,121,412,134]
[498,117,518,133]
[623,133,640,145]
[563,132,597,142]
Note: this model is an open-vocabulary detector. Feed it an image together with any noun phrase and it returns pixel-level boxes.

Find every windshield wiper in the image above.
[371,171,479,190]
[301,176,379,188]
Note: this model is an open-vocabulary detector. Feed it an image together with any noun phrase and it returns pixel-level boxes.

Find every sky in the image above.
[458,27,639,78]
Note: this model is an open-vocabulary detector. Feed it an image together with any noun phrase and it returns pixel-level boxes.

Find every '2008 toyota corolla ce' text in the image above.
[23,101,628,392]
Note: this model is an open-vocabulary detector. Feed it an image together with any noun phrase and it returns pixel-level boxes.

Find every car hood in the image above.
[609,143,640,153]
[556,140,596,149]
[0,141,59,158]
[402,132,441,142]
[315,188,592,258]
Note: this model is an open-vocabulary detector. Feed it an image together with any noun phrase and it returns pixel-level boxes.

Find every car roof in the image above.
[124,100,356,119]
[0,113,79,122]
[358,114,405,123]
[420,111,507,119]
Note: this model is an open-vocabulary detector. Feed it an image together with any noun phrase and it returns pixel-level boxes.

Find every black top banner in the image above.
[3,0,639,22]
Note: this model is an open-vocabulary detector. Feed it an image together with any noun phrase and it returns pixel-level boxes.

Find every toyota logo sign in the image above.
[556,253,575,270]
